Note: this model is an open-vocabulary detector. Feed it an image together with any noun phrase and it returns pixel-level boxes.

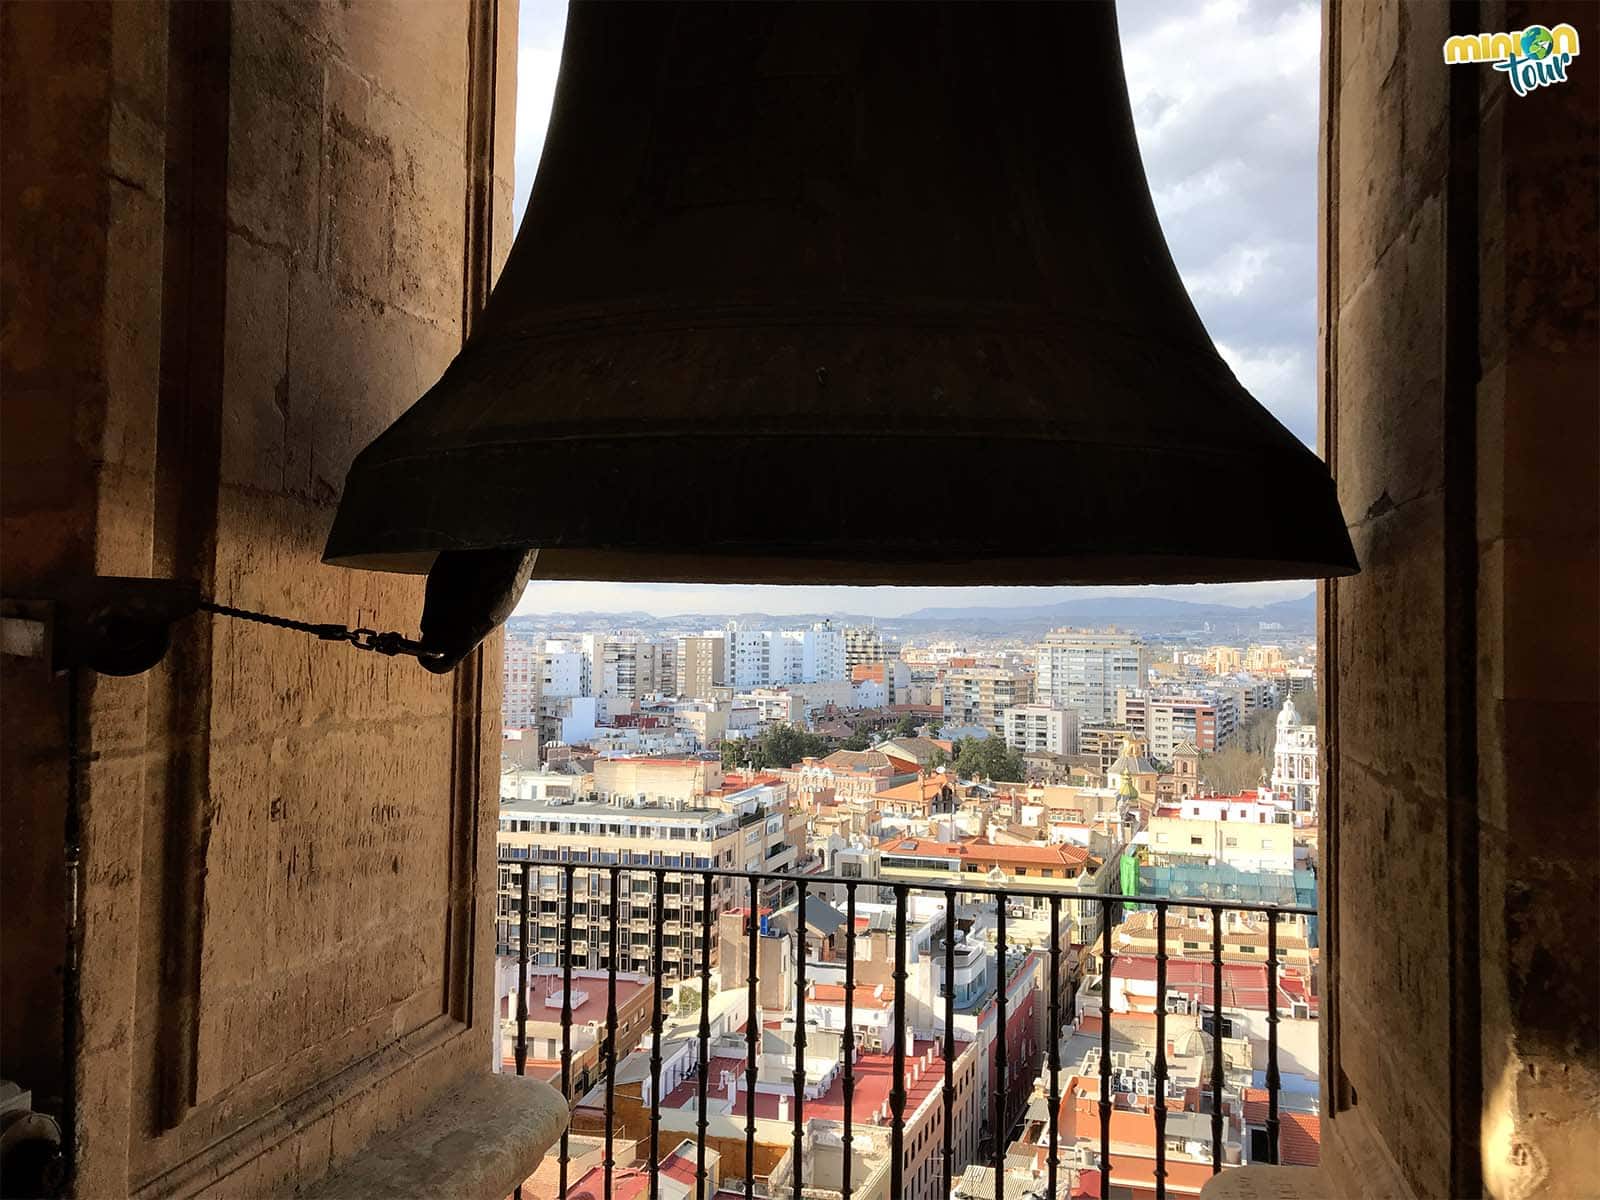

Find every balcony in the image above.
[502,863,1314,1199]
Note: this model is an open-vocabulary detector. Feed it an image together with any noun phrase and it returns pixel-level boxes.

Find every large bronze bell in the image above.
[324,1,1356,666]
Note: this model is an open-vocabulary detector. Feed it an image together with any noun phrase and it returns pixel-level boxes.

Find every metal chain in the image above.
[197,600,441,662]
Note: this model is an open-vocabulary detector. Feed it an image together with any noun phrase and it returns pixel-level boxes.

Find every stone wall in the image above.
[1319,1,1597,1197]
[0,1,519,1194]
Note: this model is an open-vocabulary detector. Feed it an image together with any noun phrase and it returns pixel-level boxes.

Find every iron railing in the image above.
[505,862,1315,1200]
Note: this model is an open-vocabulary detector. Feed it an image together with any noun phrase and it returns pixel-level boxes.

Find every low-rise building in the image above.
[1003,704,1079,756]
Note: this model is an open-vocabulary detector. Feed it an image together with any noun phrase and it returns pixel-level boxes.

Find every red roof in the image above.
[1242,1087,1269,1124]
[661,1037,949,1129]
[878,835,1089,871]
[1279,1111,1321,1166]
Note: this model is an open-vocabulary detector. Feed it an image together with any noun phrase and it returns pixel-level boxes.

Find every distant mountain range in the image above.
[507,592,1316,640]
[903,593,1315,623]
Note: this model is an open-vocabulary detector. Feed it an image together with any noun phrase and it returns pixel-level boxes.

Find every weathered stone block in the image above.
[1334,193,1446,516]
[227,1,322,257]
[1334,493,1448,787]
[220,234,292,492]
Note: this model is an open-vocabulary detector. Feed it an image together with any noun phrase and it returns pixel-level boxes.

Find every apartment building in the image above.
[1002,703,1079,755]
[941,666,1031,736]
[503,634,542,730]
[1205,645,1244,674]
[497,799,741,979]
[1114,689,1148,741]
[1146,693,1241,759]
[1078,723,1132,775]
[1033,629,1149,724]
[1212,676,1278,718]
[1143,808,1294,874]
[843,625,885,672]
[674,633,726,700]
[724,622,847,689]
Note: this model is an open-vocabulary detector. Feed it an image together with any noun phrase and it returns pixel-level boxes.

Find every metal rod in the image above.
[993,894,1007,1200]
[560,863,577,1198]
[696,870,713,1200]
[1154,901,1169,1200]
[793,878,808,1197]
[1267,913,1281,1165]
[842,881,857,1200]
[649,870,666,1200]
[1048,896,1062,1200]
[489,859,1316,915]
[1212,909,1225,1173]
[745,877,760,1200]
[604,864,621,1198]
[512,862,529,1200]
[1100,898,1113,1181]
[515,864,530,1076]
[943,891,957,1200]
[890,884,909,1198]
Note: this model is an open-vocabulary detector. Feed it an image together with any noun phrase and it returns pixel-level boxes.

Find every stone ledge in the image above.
[1200,1166,1341,1200]
[298,1073,567,1200]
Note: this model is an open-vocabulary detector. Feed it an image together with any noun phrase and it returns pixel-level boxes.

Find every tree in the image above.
[842,725,873,752]
[927,746,949,770]
[893,712,920,738]
[1199,745,1264,793]
[1235,706,1279,757]
[1293,686,1319,726]
[726,723,832,770]
[954,736,1026,782]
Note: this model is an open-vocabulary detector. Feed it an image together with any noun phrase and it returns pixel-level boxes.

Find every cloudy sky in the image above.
[510,0,1322,618]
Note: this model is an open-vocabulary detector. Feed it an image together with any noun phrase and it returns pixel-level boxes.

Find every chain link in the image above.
[198,600,442,662]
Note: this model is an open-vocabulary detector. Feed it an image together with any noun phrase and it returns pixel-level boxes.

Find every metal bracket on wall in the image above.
[1,576,443,676]
[1,577,202,677]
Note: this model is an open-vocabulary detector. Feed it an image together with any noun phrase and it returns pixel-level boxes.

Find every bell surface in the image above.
[324,0,1358,586]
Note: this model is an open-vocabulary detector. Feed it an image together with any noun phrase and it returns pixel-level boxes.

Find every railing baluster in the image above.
[1154,901,1169,1200]
[605,864,621,1199]
[942,891,956,1200]
[842,881,857,1200]
[1212,907,1226,1173]
[1100,899,1113,1182]
[1267,911,1281,1165]
[696,870,713,1200]
[793,878,808,1197]
[1048,895,1062,1200]
[514,863,530,1200]
[560,863,577,1198]
[993,894,1007,1200]
[889,884,909,1199]
[515,864,530,1076]
[745,876,760,1200]
[492,864,1314,1198]
[649,870,665,1200]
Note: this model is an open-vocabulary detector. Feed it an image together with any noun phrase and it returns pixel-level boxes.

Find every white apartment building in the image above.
[737,688,804,725]
[1002,704,1079,755]
[1270,696,1320,813]
[723,622,846,689]
[1034,629,1149,724]
[1143,810,1295,873]
[541,639,584,698]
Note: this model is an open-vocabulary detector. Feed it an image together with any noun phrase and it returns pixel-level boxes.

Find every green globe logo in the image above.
[1521,25,1554,60]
